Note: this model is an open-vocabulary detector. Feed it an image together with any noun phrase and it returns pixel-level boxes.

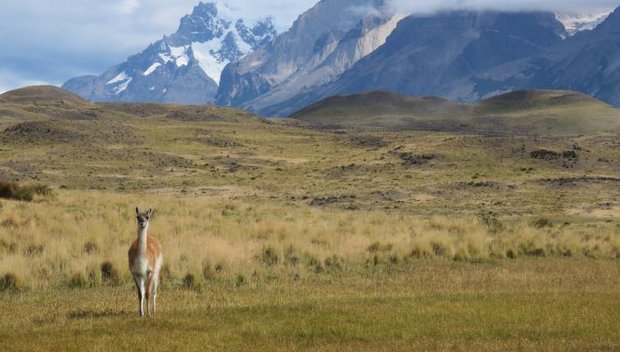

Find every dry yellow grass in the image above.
[0,190,617,290]
[0,93,618,349]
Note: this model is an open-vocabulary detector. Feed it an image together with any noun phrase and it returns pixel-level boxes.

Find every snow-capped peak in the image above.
[156,2,277,84]
[556,11,611,36]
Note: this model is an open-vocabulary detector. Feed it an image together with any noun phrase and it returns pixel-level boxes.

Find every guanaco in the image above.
[128,207,163,317]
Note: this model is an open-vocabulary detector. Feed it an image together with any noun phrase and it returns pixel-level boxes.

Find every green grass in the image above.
[293,89,620,135]
[1,259,618,351]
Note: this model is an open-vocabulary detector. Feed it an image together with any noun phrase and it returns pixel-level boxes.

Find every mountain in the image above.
[297,11,567,110]
[292,90,620,135]
[216,0,405,116]
[62,2,276,104]
[527,7,620,107]
[556,12,611,36]
[288,7,620,114]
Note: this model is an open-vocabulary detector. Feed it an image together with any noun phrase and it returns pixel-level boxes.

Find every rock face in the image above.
[215,0,404,116]
[289,7,620,114]
[556,12,610,36]
[306,11,567,107]
[62,2,276,104]
[62,1,620,112]
[530,7,620,106]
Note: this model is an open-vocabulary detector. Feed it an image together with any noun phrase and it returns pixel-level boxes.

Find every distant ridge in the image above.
[0,85,259,123]
[292,91,468,118]
[291,90,620,135]
[477,89,604,113]
[0,85,89,105]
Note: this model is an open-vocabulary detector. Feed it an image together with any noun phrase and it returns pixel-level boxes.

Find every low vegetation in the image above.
[292,89,620,135]
[0,86,618,350]
[0,181,53,201]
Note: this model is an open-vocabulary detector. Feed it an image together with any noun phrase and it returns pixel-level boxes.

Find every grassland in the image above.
[292,90,620,135]
[0,86,618,350]
[1,260,618,351]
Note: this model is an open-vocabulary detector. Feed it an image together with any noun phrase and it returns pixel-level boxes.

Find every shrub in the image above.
[431,242,448,257]
[259,246,279,266]
[324,255,344,271]
[23,244,45,257]
[202,262,215,281]
[83,241,98,255]
[68,272,88,289]
[0,240,16,254]
[284,245,300,267]
[478,211,505,234]
[304,254,323,273]
[532,218,553,229]
[367,242,393,253]
[182,273,198,290]
[0,273,21,293]
[100,261,120,286]
[388,254,400,264]
[235,274,247,287]
[0,181,54,202]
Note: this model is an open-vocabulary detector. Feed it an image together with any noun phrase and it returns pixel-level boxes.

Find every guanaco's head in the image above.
[135,207,154,230]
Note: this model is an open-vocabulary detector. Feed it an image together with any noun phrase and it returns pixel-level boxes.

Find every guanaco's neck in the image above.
[137,226,149,255]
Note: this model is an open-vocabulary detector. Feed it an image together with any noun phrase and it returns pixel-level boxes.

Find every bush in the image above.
[367,242,393,253]
[324,255,344,271]
[83,241,98,255]
[68,272,88,289]
[259,246,279,266]
[532,218,553,229]
[0,181,54,202]
[100,261,120,286]
[235,274,247,287]
[284,245,300,267]
[0,273,21,293]
[23,244,45,257]
[478,211,505,234]
[182,273,197,289]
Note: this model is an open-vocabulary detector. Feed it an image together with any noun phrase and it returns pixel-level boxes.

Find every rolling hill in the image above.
[291,90,620,135]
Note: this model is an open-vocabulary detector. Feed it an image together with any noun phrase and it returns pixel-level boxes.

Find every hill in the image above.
[0,85,262,148]
[0,85,89,105]
[291,89,620,135]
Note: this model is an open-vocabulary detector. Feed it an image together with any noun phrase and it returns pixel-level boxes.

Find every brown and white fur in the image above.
[128,207,163,317]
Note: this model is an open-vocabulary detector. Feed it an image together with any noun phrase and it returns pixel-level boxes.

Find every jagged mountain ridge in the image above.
[284,7,620,116]
[60,1,619,113]
[280,11,568,115]
[62,2,276,104]
[215,0,405,115]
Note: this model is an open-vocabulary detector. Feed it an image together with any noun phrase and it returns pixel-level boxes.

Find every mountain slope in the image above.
[292,7,620,114]
[292,90,620,135]
[528,7,620,107]
[0,85,88,105]
[216,0,404,116]
[62,2,276,104]
[304,11,566,106]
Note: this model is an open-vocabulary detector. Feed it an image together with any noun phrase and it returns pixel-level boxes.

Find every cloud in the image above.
[0,68,48,93]
[0,0,316,92]
[386,0,618,14]
[1,0,617,93]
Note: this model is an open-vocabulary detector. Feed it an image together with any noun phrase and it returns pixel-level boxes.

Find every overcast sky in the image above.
[0,0,316,93]
[386,0,617,14]
[0,0,617,93]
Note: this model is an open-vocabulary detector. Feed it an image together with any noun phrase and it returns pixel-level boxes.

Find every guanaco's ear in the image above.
[136,207,140,215]
[147,208,154,217]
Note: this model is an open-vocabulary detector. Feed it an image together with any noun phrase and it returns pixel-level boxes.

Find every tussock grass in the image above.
[0,190,617,290]
[0,181,53,201]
